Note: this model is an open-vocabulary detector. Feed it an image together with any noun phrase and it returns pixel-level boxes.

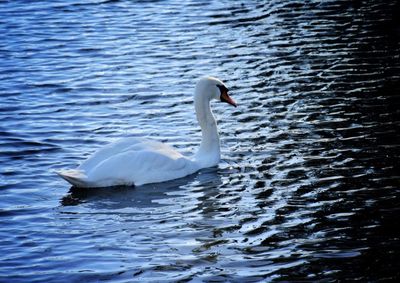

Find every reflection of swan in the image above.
[60,167,222,208]
[57,77,236,188]
[61,174,194,207]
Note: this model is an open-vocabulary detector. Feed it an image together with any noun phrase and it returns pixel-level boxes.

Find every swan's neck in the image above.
[194,92,220,168]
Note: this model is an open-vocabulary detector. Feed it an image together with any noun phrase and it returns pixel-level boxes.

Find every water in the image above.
[1,0,399,281]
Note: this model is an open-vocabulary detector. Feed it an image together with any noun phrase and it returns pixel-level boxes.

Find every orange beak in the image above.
[220,91,237,107]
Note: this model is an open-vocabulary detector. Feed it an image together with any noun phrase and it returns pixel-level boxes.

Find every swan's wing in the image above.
[78,137,140,172]
[78,137,175,172]
[86,145,198,186]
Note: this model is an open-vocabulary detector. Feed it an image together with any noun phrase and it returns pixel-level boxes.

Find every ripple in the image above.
[0,0,399,281]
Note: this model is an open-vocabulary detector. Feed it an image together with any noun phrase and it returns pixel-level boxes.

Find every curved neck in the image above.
[194,90,220,168]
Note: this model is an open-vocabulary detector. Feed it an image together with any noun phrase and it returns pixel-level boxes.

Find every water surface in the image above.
[1,0,399,281]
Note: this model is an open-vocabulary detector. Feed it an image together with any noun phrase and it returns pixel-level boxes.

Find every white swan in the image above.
[57,77,237,188]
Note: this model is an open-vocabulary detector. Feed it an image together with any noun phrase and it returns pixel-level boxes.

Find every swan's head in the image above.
[195,77,237,107]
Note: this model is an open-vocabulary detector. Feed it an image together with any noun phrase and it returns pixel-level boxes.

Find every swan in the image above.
[57,76,237,188]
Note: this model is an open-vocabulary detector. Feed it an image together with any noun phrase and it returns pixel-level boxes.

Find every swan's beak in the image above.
[220,91,237,107]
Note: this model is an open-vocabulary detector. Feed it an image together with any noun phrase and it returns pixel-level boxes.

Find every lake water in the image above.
[1,0,399,282]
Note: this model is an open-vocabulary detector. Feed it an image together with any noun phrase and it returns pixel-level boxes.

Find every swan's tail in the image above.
[56,169,90,188]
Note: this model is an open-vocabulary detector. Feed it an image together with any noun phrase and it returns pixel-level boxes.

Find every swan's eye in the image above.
[217,84,237,107]
[217,84,228,95]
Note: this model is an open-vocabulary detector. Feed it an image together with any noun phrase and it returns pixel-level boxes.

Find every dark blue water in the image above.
[1,0,399,282]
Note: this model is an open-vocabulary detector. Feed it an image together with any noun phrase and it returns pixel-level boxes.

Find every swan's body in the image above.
[57,77,236,188]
